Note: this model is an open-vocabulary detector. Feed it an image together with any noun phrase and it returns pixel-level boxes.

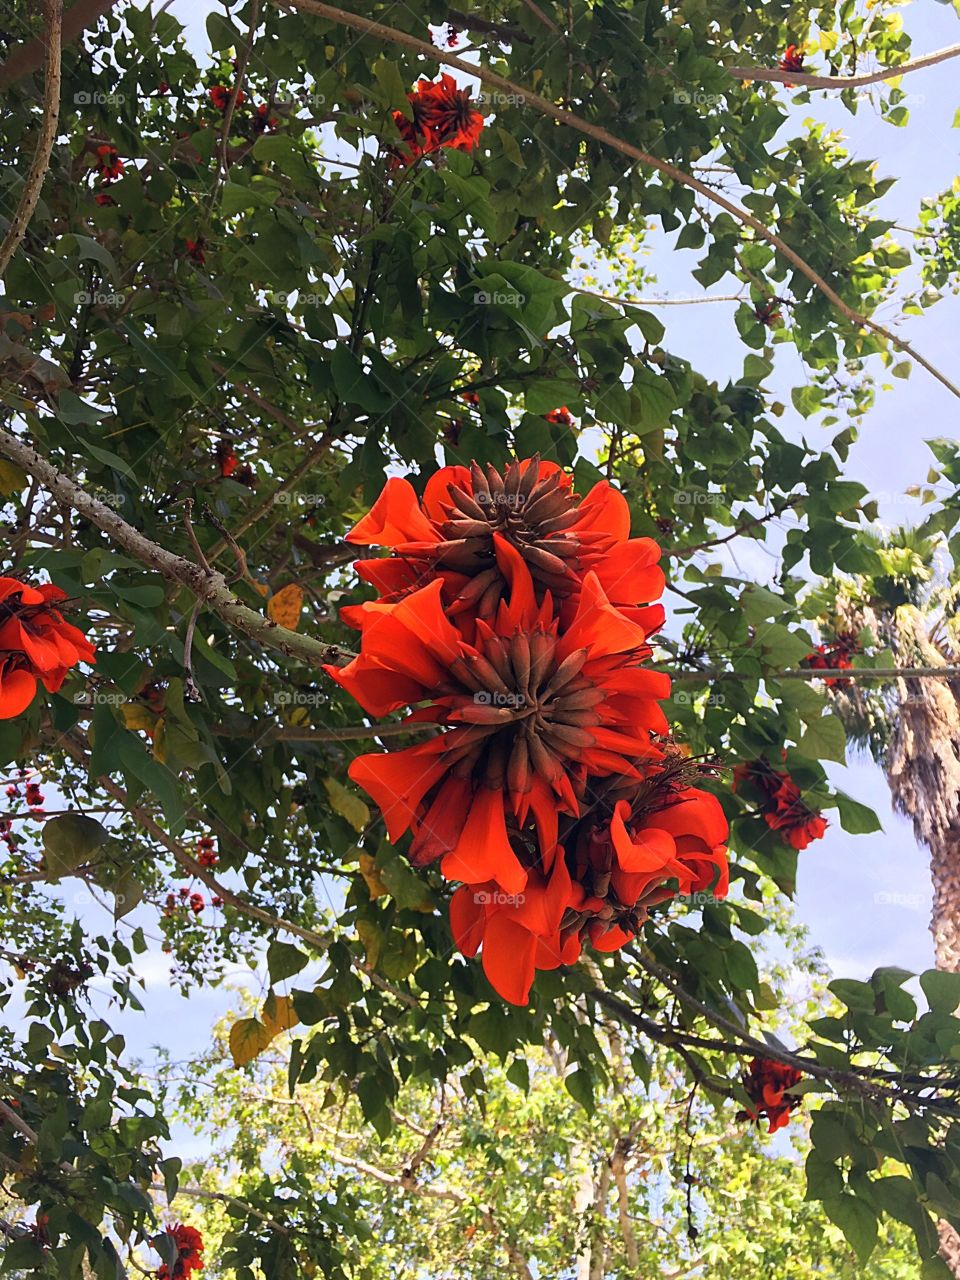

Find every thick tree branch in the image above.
[0,0,63,282]
[728,42,960,90]
[0,426,356,669]
[274,0,960,404]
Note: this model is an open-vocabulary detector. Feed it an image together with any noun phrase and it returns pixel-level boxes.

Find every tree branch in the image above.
[0,0,63,282]
[0,426,356,670]
[273,0,960,405]
[728,42,960,90]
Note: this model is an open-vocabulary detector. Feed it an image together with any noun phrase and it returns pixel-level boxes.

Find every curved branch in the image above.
[0,426,356,670]
[0,0,63,282]
[728,42,960,91]
[274,0,960,404]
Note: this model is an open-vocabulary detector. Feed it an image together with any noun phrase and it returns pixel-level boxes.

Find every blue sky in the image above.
[33,2,960,1134]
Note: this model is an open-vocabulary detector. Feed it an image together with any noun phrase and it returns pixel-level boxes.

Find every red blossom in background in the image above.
[802,631,860,686]
[185,238,207,265]
[738,1056,803,1132]
[779,44,805,73]
[755,299,782,328]
[0,577,95,720]
[390,73,484,167]
[95,144,124,181]
[209,84,243,111]
[733,759,827,851]
[332,458,730,1004]
[215,438,238,476]
[157,1222,204,1278]
[545,407,574,427]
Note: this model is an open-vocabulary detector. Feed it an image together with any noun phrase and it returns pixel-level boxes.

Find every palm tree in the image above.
[814,528,960,1271]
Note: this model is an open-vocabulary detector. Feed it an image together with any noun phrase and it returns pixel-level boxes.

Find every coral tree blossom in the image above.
[734,759,827,850]
[803,631,860,686]
[390,73,484,166]
[331,459,729,1004]
[157,1222,204,1278]
[739,1056,803,1133]
[0,578,95,719]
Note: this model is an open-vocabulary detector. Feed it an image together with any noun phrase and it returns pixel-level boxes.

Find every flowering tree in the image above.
[5,0,960,1276]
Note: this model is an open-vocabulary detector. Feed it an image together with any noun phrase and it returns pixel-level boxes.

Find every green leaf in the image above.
[267,940,310,983]
[823,1194,878,1263]
[113,866,144,920]
[42,813,109,878]
[564,1068,594,1113]
[919,969,960,1013]
[798,713,847,764]
[834,790,882,834]
[372,58,410,113]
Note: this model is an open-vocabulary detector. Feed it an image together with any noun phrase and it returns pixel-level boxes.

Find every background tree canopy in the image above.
[5,0,960,1276]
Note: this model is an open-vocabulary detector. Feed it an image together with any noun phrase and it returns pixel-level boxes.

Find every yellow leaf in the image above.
[229,1017,273,1067]
[152,717,167,764]
[356,919,383,969]
[284,705,310,727]
[267,583,304,630]
[121,702,158,734]
[324,776,370,832]
[262,991,299,1037]
[358,852,387,899]
[0,458,25,495]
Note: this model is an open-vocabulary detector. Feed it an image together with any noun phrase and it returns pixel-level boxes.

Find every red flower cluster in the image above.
[157,1223,204,1279]
[0,577,95,720]
[329,458,729,1004]
[780,44,805,73]
[253,102,280,134]
[390,73,484,168]
[197,835,218,867]
[738,1056,803,1133]
[545,407,574,427]
[185,238,206,266]
[755,299,782,328]
[734,760,827,850]
[802,631,860,687]
[96,144,124,181]
[209,84,243,112]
